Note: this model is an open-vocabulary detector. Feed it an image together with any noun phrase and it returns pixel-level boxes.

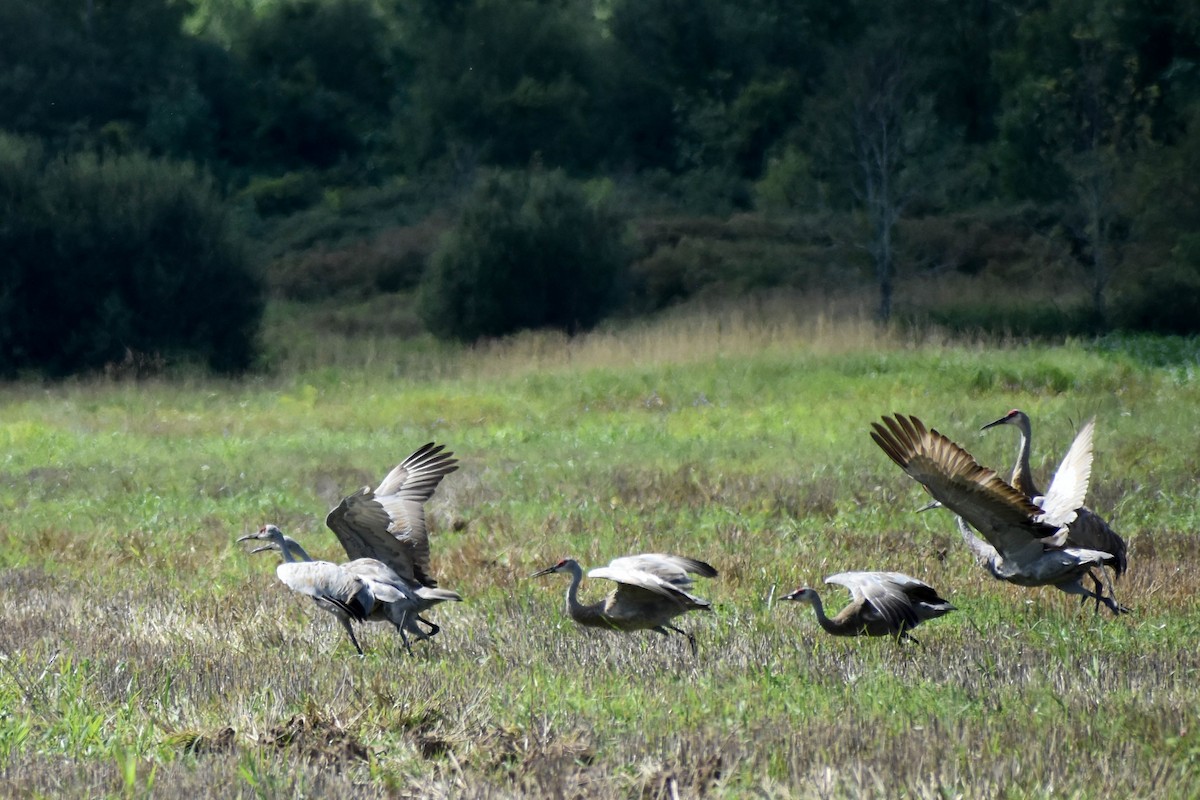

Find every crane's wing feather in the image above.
[325,442,458,587]
[326,488,420,581]
[1037,418,1094,527]
[825,571,923,630]
[1069,508,1127,577]
[871,414,1058,563]
[605,553,717,586]
[588,565,709,607]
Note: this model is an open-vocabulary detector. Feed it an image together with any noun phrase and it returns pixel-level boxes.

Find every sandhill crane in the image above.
[871,413,1126,615]
[532,554,718,655]
[982,409,1128,580]
[239,524,409,656]
[783,571,954,644]
[242,528,462,651]
[240,442,461,654]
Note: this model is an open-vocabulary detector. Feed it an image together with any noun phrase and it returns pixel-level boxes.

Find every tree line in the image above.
[2,0,1199,374]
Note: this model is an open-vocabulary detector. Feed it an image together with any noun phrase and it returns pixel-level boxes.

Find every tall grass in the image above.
[2,301,1199,796]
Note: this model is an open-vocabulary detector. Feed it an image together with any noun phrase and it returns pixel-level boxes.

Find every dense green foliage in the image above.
[418,169,629,340]
[0,138,262,375]
[3,0,1200,370]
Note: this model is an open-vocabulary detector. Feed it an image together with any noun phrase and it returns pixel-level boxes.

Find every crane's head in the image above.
[981,409,1028,432]
[782,587,819,605]
[530,558,578,578]
[237,523,286,554]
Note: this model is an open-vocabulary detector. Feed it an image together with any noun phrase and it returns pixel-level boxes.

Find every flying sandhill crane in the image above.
[870,413,1125,615]
[783,571,954,644]
[242,527,462,651]
[982,409,1128,579]
[239,442,461,654]
[532,554,718,655]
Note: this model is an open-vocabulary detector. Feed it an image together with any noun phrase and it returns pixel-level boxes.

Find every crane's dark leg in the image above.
[896,629,923,647]
[1082,569,1105,613]
[407,615,440,642]
[392,609,415,656]
[1060,574,1129,616]
[658,624,698,656]
[338,617,365,657]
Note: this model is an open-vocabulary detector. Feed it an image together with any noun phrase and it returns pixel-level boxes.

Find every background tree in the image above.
[418,169,629,341]
[798,27,937,322]
[995,0,1167,324]
[0,137,262,375]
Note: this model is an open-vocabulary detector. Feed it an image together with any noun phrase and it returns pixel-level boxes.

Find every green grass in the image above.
[2,306,1200,797]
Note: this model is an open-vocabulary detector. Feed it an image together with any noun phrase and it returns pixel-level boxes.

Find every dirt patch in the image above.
[262,713,370,766]
[165,727,237,755]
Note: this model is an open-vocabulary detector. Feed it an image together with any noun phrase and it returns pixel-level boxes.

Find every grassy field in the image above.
[2,302,1200,798]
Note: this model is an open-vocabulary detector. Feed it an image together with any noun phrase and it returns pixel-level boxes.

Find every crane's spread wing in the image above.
[325,442,458,587]
[326,487,420,581]
[871,413,1058,563]
[588,564,709,608]
[825,571,922,630]
[604,553,717,587]
[1036,417,1094,528]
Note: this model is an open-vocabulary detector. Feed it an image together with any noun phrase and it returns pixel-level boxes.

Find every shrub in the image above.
[239,171,322,217]
[0,140,262,376]
[268,215,450,301]
[418,169,629,340]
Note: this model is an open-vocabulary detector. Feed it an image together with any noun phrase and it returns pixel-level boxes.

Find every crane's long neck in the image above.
[1010,417,1041,497]
[279,536,314,563]
[562,562,605,626]
[805,595,841,635]
[956,515,999,564]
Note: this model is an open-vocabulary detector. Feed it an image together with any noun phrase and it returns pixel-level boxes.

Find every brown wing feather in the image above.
[871,413,1060,562]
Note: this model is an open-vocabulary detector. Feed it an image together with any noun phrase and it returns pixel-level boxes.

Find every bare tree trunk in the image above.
[852,55,906,324]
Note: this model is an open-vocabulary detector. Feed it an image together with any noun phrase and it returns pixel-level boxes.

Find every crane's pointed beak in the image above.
[980,415,1010,431]
[248,544,274,555]
[530,566,557,578]
[236,533,260,543]
[915,499,942,513]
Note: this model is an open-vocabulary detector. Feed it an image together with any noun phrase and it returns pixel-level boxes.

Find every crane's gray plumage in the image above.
[239,525,400,656]
[244,531,463,651]
[240,442,462,654]
[532,553,717,655]
[871,413,1125,614]
[783,571,954,643]
[982,409,1128,579]
[952,515,1120,607]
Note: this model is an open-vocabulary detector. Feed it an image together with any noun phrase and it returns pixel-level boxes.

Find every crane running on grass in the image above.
[870,413,1126,615]
[241,526,462,653]
[981,409,1128,581]
[782,571,954,644]
[239,441,461,654]
[240,524,417,656]
[532,553,717,655]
